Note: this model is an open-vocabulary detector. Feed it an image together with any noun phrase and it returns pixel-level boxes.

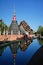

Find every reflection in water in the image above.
[37,39,43,45]
[0,47,5,56]
[0,39,41,65]
[9,43,19,65]
[9,39,32,65]
[0,39,32,65]
[20,40,33,51]
[16,39,41,65]
[0,46,14,65]
[0,46,7,56]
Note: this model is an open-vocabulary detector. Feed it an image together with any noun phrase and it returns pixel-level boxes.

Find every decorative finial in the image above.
[13,6,16,21]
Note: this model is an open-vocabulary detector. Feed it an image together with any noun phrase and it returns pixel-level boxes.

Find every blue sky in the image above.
[0,0,43,31]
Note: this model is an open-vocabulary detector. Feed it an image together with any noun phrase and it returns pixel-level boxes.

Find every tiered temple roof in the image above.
[20,20,33,34]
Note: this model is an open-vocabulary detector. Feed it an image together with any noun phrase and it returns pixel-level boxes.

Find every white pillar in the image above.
[3,30,5,35]
[0,31,1,35]
[6,30,8,35]
[11,30,13,35]
[18,30,20,34]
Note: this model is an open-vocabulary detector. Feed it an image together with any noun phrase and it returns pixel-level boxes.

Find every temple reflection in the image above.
[37,38,43,45]
[20,40,33,51]
[0,39,33,65]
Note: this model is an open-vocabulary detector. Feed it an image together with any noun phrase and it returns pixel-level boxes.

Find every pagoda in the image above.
[9,9,19,34]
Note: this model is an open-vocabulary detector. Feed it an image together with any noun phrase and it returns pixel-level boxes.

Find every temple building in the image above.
[19,20,33,35]
[9,10,19,34]
[0,9,33,35]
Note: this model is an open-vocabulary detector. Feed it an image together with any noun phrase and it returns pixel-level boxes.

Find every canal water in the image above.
[0,39,43,65]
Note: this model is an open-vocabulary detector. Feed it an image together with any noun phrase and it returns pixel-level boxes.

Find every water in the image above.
[0,39,43,65]
[0,47,14,65]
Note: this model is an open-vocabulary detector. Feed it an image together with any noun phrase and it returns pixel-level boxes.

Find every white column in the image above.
[0,31,1,35]
[18,30,20,34]
[3,30,5,35]
[11,30,13,35]
[6,30,8,35]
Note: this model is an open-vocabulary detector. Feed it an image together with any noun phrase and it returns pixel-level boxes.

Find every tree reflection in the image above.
[37,39,43,45]
[0,47,5,56]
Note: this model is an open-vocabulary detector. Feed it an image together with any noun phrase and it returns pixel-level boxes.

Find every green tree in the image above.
[37,26,43,36]
[0,19,9,34]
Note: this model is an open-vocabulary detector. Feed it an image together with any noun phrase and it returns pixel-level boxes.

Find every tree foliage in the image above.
[0,19,9,34]
[37,26,43,36]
